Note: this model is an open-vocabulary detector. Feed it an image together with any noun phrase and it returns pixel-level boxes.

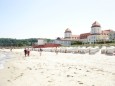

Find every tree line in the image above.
[0,38,38,47]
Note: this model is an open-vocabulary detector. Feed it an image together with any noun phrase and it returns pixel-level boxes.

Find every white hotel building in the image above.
[37,21,113,46]
[88,21,110,44]
[54,21,112,46]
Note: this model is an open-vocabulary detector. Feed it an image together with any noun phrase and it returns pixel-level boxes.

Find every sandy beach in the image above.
[0,49,115,86]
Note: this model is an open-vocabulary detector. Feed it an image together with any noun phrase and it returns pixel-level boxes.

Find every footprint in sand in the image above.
[20,73,24,76]
[74,72,77,74]
[112,73,115,75]
[67,75,70,77]
[67,75,74,77]
[68,67,72,69]
[51,74,55,75]
[84,74,87,76]
[86,70,90,72]
[46,76,50,78]
[14,73,24,80]
[79,69,82,70]
[102,74,104,75]
[78,81,83,84]
[7,80,11,82]
[79,82,83,84]
[48,80,52,83]
[41,71,44,73]
[27,67,32,70]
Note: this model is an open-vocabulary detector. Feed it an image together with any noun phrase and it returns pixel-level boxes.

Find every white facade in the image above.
[37,39,47,45]
[64,32,72,38]
[64,28,72,38]
[91,27,101,34]
[88,35,99,44]
[54,39,71,46]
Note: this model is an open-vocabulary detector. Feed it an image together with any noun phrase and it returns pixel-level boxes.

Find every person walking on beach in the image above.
[27,49,30,57]
[65,49,67,53]
[24,48,27,57]
[10,48,12,52]
[55,48,58,55]
[40,48,43,56]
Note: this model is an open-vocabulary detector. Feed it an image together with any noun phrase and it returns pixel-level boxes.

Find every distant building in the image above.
[36,21,114,46]
[101,29,111,42]
[37,38,47,45]
[64,28,80,40]
[33,38,61,48]
[54,21,113,45]
[109,30,115,41]
[80,33,90,43]
[71,35,80,40]
[64,28,72,39]
[88,21,102,44]
[87,21,112,44]
[54,37,71,46]
[54,28,80,46]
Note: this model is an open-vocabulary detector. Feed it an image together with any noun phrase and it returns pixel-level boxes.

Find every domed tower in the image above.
[64,28,72,39]
[91,21,101,35]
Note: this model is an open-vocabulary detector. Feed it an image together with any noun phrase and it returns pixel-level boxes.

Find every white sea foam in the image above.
[0,52,12,70]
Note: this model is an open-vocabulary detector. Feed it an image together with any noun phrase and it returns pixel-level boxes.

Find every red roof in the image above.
[32,43,61,48]
[65,28,72,33]
[80,33,90,39]
[91,21,101,28]
[101,29,112,35]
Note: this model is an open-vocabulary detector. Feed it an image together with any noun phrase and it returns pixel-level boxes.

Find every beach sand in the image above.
[0,49,115,86]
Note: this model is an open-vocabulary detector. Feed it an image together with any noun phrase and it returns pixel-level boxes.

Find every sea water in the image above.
[0,51,12,69]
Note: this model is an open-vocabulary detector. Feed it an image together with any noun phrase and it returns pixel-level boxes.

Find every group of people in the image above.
[24,48,43,57]
[24,48,30,57]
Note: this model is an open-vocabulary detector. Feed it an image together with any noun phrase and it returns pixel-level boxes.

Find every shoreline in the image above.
[0,49,115,86]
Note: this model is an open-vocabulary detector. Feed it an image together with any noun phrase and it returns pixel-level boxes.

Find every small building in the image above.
[37,38,47,45]
[33,38,61,48]
[54,37,72,46]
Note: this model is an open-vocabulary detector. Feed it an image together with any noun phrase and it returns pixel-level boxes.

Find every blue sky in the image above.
[0,0,115,39]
